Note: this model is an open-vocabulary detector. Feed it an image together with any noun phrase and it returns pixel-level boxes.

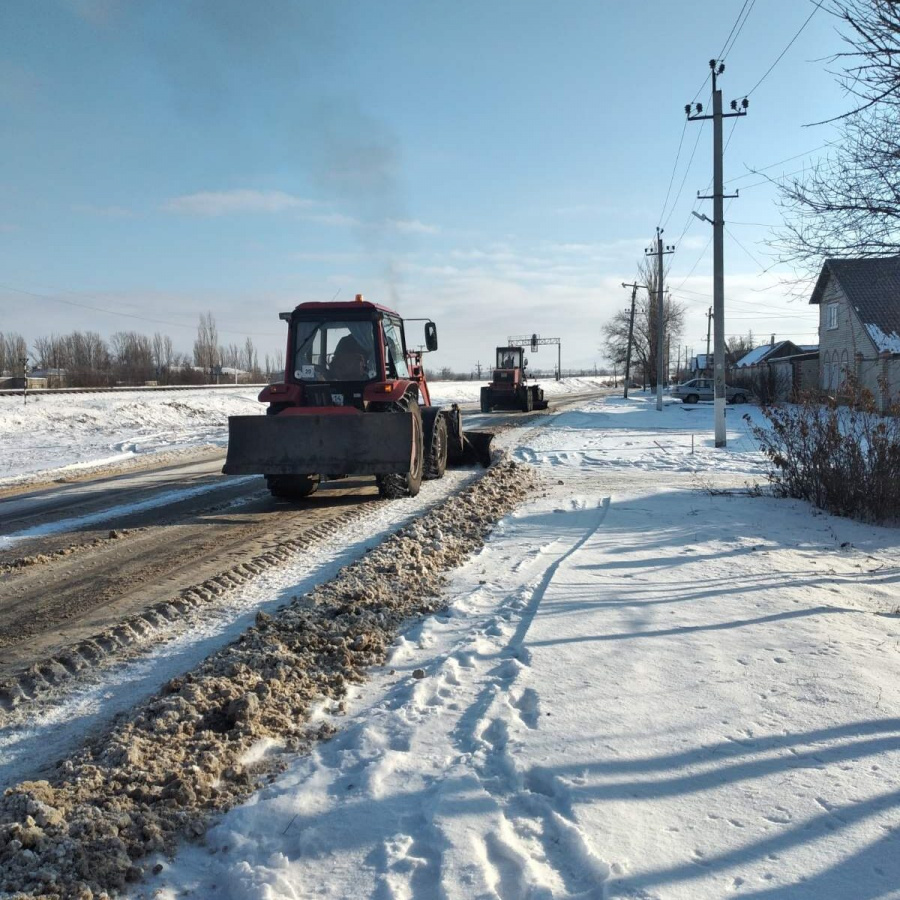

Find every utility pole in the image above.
[21,356,28,407]
[687,59,748,446]
[620,282,643,400]
[475,360,482,380]
[666,335,671,388]
[645,229,674,411]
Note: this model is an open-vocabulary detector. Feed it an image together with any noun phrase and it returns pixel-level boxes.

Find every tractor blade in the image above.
[222,413,414,476]
[449,430,494,468]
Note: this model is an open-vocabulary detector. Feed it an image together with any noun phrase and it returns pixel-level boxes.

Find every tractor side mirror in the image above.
[424,321,438,352]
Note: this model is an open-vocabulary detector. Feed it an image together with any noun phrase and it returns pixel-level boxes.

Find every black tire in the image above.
[480,387,492,413]
[684,393,699,404]
[424,414,448,480]
[731,393,747,405]
[265,474,319,499]
[376,399,424,499]
[523,387,534,412]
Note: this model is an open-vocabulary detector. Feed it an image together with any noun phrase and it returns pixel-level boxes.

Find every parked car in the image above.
[670,377,751,404]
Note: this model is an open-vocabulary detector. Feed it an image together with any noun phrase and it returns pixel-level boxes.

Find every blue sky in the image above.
[0,0,848,372]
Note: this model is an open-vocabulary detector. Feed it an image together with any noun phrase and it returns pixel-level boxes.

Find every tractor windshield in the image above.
[496,347,523,369]
[292,318,379,382]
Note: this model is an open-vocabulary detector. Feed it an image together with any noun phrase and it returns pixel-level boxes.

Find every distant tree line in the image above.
[0,332,29,379]
[0,314,283,387]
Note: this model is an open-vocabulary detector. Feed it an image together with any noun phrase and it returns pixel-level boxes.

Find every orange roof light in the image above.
[355,293,364,303]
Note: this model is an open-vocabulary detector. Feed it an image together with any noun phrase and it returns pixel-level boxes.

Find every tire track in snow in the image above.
[419,497,612,898]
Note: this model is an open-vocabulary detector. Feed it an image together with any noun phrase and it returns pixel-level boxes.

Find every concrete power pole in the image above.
[687,59,748,446]
[620,282,642,400]
[645,229,674,411]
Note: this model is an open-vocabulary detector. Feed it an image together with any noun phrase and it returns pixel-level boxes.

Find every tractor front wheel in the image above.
[524,387,534,413]
[425,414,448,480]
[480,387,492,413]
[376,399,424,499]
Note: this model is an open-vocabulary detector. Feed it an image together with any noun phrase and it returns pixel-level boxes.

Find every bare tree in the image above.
[0,332,27,376]
[778,1,900,264]
[601,261,686,387]
[221,342,242,370]
[111,331,154,384]
[66,331,111,386]
[193,312,219,381]
[151,332,175,383]
[726,331,757,367]
[243,336,258,378]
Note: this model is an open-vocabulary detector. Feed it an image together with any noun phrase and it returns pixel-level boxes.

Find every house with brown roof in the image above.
[810,257,900,411]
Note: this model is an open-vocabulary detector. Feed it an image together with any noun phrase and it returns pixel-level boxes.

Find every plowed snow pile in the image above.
[0,460,536,900]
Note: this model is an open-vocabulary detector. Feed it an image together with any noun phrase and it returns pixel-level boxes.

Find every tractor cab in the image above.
[493,346,526,386]
[264,296,437,410]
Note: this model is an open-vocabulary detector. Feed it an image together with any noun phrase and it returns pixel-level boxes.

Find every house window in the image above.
[827,302,839,330]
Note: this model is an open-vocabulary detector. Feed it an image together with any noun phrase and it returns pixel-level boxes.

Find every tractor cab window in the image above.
[497,348,522,369]
[382,317,410,379]
[293,319,378,382]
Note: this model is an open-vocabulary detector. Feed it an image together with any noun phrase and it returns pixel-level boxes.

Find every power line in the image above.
[725,141,835,185]
[725,224,768,271]
[662,121,707,229]
[0,283,283,338]
[659,118,689,226]
[719,0,757,60]
[744,0,825,97]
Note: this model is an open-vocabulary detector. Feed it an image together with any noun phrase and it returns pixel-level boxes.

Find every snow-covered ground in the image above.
[129,395,900,900]
[0,379,610,486]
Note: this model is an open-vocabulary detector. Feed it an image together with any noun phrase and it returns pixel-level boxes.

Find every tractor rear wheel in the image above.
[425,414,448,480]
[376,399,424,499]
[265,474,319,499]
[480,387,492,413]
[524,387,534,412]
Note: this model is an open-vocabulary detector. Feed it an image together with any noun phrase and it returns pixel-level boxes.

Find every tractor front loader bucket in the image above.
[443,405,494,468]
[458,430,495,467]
[222,413,415,476]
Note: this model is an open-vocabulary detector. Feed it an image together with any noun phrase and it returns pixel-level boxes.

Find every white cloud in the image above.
[387,218,440,235]
[302,211,360,227]
[161,190,314,217]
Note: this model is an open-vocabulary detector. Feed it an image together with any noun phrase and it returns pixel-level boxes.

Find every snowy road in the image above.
[0,390,592,692]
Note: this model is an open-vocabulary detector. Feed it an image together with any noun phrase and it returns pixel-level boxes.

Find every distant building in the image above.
[732,340,819,402]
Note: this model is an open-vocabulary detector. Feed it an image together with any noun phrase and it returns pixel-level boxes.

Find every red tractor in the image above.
[480,346,549,413]
[223,295,490,500]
